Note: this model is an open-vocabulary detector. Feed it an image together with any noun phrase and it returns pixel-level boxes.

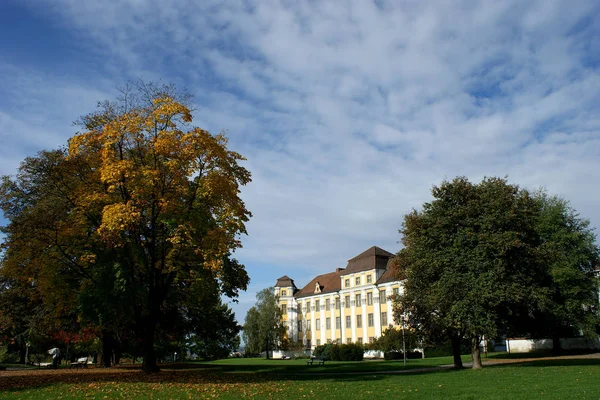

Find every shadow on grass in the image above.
[0,361,461,393]
[486,358,600,369]
[4,354,597,394]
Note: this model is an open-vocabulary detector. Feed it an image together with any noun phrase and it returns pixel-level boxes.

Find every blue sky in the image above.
[1,0,600,324]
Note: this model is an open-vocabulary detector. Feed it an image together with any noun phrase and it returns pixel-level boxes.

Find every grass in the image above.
[0,354,598,399]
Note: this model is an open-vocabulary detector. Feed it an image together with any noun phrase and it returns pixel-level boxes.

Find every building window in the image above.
[345,278,350,287]
[336,317,341,329]
[380,289,387,301]
[326,299,330,311]
[326,317,331,330]
[281,290,287,296]
[317,339,321,346]
[367,275,372,283]
[367,292,373,306]
[393,287,399,296]
[355,294,361,306]
[307,321,311,331]
[281,305,287,314]
[298,320,302,332]
[306,339,311,348]
[345,295,350,308]
[335,298,340,310]
[346,338,352,344]
[368,313,374,327]
[369,337,375,344]
[355,277,361,285]
[357,314,362,328]
[306,301,311,311]
[315,300,320,310]
[381,312,387,326]
[346,316,351,328]
[357,337,363,344]
[316,319,321,330]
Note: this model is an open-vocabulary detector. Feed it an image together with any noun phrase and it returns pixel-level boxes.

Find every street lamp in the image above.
[25,342,30,365]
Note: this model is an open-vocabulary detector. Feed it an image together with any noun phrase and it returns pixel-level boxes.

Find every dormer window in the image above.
[314,282,322,293]
[281,290,287,296]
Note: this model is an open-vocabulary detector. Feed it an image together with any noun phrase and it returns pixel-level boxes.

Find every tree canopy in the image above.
[393,177,597,369]
[0,82,251,371]
[522,191,600,348]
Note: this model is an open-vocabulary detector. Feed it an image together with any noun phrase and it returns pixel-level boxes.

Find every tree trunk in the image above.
[552,331,561,354]
[471,336,483,370]
[450,332,463,369]
[18,345,26,364]
[265,336,270,360]
[142,316,159,372]
[102,330,114,368]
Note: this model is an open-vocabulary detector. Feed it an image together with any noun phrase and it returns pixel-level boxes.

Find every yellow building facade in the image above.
[274,246,403,350]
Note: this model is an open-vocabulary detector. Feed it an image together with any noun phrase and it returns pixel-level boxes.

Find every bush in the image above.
[0,346,19,364]
[337,343,364,361]
[312,343,366,361]
[313,344,333,359]
[384,351,403,360]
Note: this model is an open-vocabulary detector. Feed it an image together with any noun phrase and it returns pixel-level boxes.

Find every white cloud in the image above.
[3,0,600,322]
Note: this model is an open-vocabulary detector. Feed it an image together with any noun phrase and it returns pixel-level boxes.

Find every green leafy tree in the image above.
[395,177,550,369]
[527,192,599,349]
[242,287,284,359]
[371,327,419,358]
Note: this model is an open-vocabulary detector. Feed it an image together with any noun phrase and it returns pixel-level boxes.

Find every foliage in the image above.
[530,191,599,346]
[395,177,552,369]
[313,343,364,361]
[242,288,284,359]
[312,343,333,358]
[371,327,419,354]
[395,177,600,369]
[0,82,251,372]
[337,343,365,361]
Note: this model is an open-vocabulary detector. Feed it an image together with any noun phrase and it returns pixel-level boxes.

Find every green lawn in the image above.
[1,355,598,399]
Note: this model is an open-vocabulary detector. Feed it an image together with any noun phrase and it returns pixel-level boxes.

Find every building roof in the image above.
[275,275,296,288]
[280,246,400,299]
[343,246,395,274]
[295,269,345,298]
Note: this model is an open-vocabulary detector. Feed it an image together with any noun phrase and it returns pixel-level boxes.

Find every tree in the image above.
[528,192,599,350]
[370,327,419,359]
[395,177,550,369]
[242,287,284,359]
[0,277,41,364]
[0,82,251,372]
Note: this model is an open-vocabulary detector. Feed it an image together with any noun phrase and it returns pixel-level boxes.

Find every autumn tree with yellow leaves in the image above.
[0,83,251,371]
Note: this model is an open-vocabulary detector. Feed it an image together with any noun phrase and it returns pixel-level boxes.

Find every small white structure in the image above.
[506,337,600,353]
